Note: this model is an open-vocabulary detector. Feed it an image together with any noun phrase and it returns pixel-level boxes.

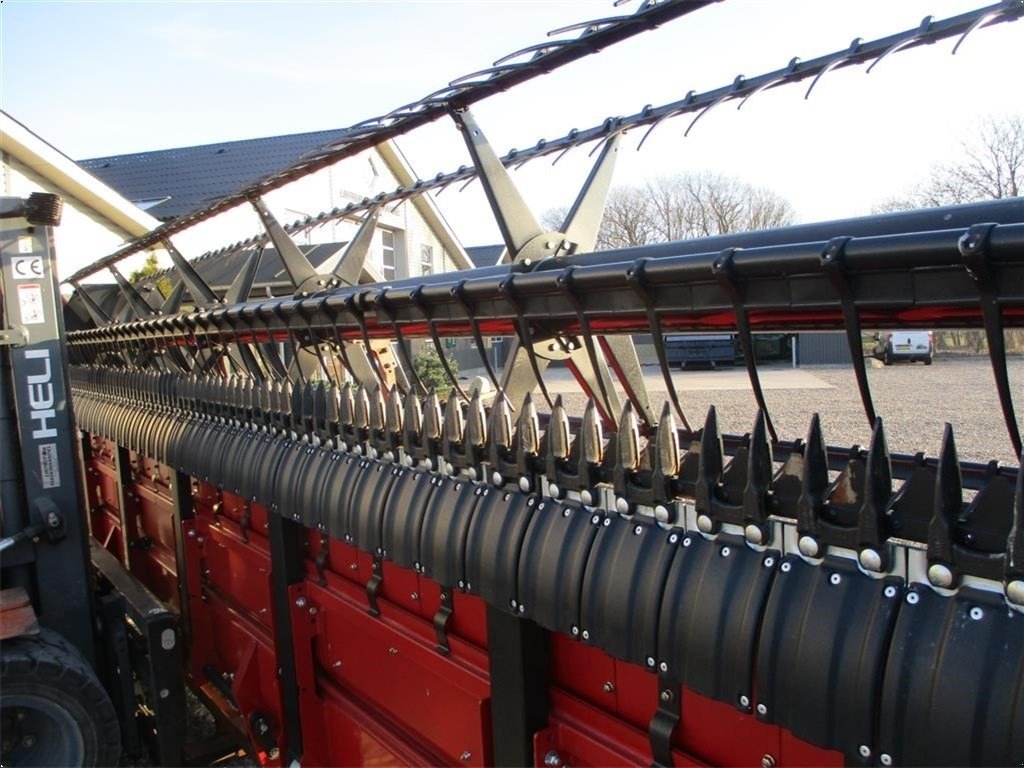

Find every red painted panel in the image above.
[133,483,177,553]
[318,683,447,767]
[198,520,273,628]
[89,505,123,560]
[188,594,284,753]
[379,558,424,615]
[676,688,781,767]
[612,658,659,730]
[550,633,617,712]
[218,493,270,548]
[416,578,489,649]
[541,690,706,768]
[127,546,179,609]
[307,579,491,766]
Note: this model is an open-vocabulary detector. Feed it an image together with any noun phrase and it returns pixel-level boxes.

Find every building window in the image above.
[421,244,434,276]
[381,230,396,280]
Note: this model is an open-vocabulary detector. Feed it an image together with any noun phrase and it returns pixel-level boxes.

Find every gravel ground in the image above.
[550,355,1022,468]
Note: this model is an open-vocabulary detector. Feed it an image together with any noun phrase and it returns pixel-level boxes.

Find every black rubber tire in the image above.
[924,357,933,365]
[883,349,892,366]
[1,628,120,767]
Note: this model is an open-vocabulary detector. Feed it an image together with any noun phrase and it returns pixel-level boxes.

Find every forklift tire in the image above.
[1,629,120,767]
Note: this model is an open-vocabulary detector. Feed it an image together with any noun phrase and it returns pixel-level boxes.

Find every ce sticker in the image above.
[12,257,44,279]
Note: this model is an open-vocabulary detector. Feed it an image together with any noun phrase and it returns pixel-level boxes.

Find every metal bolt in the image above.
[646,656,656,667]
[603,681,615,693]
[660,689,673,702]
[634,524,643,535]
[571,625,579,636]
[518,604,525,614]
[969,606,984,621]
[696,514,714,534]
[22,735,36,748]
[829,573,842,586]
[187,529,197,538]
[269,747,280,760]
[798,535,820,558]
[510,599,518,609]
[159,688,170,699]
[756,703,768,716]
[682,536,692,547]
[581,629,590,640]
[460,752,472,762]
[309,606,318,616]
[761,755,776,768]
[1007,580,1024,606]
[669,533,679,544]
[763,556,775,568]
[739,695,750,708]
[544,751,564,767]
[744,524,763,544]
[410,592,420,601]
[880,753,893,766]
[884,586,898,598]
[659,661,668,673]
[720,546,731,557]
[928,563,954,588]
[387,646,398,655]
[859,548,883,572]
[907,591,920,605]
[295,597,307,608]
[563,508,571,518]
[859,745,872,759]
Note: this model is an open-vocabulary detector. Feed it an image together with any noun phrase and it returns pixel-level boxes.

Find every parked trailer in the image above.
[663,334,737,369]
[3,2,1024,767]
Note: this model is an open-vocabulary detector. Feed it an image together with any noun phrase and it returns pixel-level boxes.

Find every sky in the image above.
[2,0,1023,249]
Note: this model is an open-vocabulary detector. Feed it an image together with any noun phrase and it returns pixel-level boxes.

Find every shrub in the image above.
[413,347,459,393]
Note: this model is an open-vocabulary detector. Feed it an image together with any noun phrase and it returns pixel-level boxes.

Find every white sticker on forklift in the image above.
[38,443,61,489]
[12,256,44,279]
[18,283,44,324]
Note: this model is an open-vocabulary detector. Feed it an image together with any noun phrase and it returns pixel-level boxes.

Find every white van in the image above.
[871,331,933,365]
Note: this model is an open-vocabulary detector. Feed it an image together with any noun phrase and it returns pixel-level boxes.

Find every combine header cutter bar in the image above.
[4,1,1024,766]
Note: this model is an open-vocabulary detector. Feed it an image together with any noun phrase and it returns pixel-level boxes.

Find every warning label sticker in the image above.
[18,284,44,325]
[38,443,61,489]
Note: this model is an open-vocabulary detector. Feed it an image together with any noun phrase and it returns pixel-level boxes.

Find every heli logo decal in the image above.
[21,348,62,488]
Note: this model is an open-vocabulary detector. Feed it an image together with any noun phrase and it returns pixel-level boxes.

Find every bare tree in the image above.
[874,114,1023,212]
[873,115,1024,354]
[542,171,794,250]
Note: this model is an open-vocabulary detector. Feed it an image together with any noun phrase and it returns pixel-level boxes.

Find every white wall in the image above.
[163,149,456,288]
